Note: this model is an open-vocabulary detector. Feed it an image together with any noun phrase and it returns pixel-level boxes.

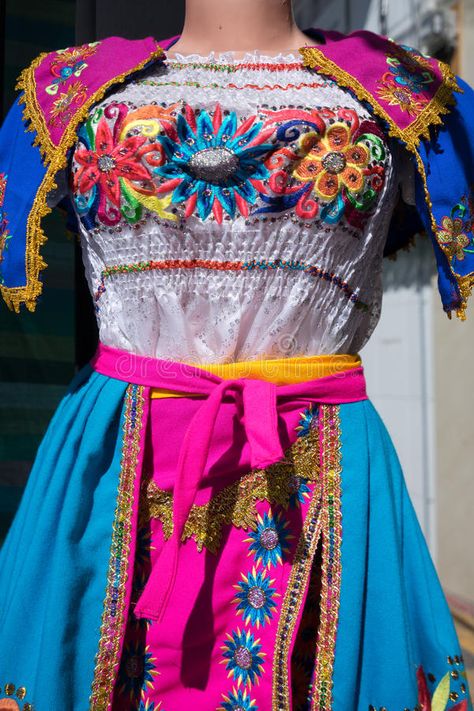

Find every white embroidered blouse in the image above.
[62,49,415,363]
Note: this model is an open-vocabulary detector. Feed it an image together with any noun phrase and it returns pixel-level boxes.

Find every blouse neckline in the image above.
[164,48,304,64]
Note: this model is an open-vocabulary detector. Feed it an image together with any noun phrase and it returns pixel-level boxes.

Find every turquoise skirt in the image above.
[0,364,471,711]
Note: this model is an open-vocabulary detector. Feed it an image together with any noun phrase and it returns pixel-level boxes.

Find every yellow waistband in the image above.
[150,353,362,399]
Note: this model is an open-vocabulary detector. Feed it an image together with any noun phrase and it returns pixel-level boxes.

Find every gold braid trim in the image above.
[298,46,471,320]
[298,46,461,151]
[140,425,320,555]
[1,44,165,313]
[414,151,474,320]
[15,52,56,163]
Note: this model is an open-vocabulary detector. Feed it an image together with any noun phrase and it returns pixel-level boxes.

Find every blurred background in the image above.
[0,0,473,679]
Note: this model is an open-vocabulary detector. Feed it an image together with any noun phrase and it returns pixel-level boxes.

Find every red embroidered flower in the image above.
[416,664,469,710]
[74,117,153,208]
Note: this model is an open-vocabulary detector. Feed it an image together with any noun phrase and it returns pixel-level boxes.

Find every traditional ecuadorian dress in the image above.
[0,27,472,711]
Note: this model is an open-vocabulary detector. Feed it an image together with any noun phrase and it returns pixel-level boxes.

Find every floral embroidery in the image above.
[288,475,312,508]
[255,108,387,229]
[368,655,470,710]
[117,641,159,700]
[154,101,274,222]
[416,659,469,711]
[438,215,470,261]
[436,192,474,265]
[73,103,179,227]
[0,682,31,711]
[73,101,388,231]
[244,510,294,568]
[46,42,100,95]
[138,700,162,711]
[220,628,266,687]
[377,44,435,116]
[218,686,258,710]
[0,173,11,285]
[232,566,279,628]
[47,80,88,127]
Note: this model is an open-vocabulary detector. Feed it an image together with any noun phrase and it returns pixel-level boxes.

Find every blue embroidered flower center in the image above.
[259,527,279,550]
[187,147,240,183]
[322,151,346,175]
[234,645,253,669]
[247,586,266,609]
[98,154,116,172]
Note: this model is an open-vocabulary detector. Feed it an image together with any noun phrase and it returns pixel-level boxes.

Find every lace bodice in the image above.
[64,48,414,362]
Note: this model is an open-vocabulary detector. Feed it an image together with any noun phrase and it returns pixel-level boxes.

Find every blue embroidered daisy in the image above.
[220,627,266,687]
[244,510,293,568]
[295,404,319,438]
[154,102,275,223]
[233,566,279,628]
[288,475,312,508]
[138,700,163,711]
[117,641,158,699]
[218,686,258,710]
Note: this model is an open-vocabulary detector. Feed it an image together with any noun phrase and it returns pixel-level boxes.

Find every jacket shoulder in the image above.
[15,36,164,162]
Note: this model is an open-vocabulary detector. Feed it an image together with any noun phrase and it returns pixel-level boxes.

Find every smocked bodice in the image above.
[65,48,413,362]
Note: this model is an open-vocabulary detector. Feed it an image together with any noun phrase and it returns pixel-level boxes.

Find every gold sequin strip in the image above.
[89,384,146,711]
[311,404,343,710]
[140,424,320,555]
[271,409,327,711]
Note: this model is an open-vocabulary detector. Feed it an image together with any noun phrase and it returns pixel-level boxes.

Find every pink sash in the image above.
[91,342,368,622]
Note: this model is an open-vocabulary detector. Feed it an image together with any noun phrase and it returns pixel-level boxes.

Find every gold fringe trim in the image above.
[1,43,165,313]
[15,52,56,164]
[298,46,462,151]
[140,424,320,555]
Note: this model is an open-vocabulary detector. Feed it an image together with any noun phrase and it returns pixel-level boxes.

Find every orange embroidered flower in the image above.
[377,79,429,116]
[438,215,470,261]
[293,123,370,201]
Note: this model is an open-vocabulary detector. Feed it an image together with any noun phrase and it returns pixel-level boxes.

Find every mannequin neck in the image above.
[167,0,320,57]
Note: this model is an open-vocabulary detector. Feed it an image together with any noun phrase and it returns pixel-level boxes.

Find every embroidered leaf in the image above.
[431,672,451,711]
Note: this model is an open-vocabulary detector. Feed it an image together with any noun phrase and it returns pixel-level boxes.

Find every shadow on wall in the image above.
[294,0,373,34]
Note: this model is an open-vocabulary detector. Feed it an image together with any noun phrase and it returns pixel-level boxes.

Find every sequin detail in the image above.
[89,384,147,711]
[142,421,320,554]
[93,259,369,312]
[0,682,32,711]
[272,403,342,711]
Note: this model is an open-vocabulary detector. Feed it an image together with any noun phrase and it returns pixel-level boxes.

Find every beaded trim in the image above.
[89,384,146,711]
[141,423,320,555]
[310,404,343,710]
[163,61,307,73]
[94,259,369,312]
[137,80,329,92]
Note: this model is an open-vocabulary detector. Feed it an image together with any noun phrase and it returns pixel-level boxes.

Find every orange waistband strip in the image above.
[150,353,362,399]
